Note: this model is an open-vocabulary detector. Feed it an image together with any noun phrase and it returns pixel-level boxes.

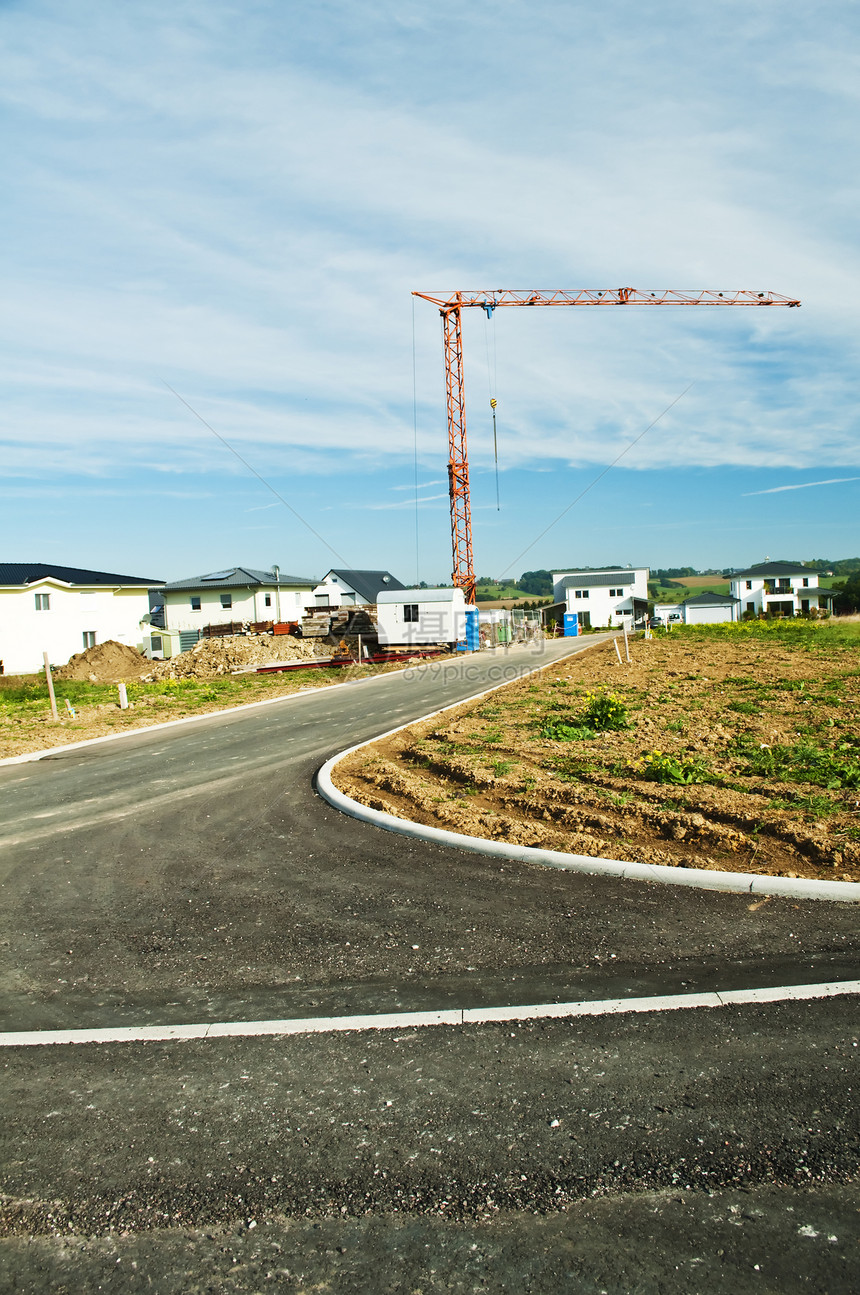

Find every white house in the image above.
[729,561,835,618]
[552,567,650,629]
[157,567,316,636]
[311,569,405,608]
[376,587,477,647]
[0,562,160,675]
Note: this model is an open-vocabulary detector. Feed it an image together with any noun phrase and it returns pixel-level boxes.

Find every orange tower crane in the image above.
[412,288,801,604]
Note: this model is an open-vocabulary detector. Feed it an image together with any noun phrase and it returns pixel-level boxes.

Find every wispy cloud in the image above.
[743,477,860,497]
[390,480,446,491]
[349,493,449,511]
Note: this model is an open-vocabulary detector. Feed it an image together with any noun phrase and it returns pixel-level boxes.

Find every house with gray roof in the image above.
[674,590,741,625]
[156,567,316,634]
[311,569,405,608]
[551,566,649,629]
[729,561,834,618]
[0,562,162,675]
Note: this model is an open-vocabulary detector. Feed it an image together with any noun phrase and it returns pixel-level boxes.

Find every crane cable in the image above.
[490,398,499,510]
[484,311,500,510]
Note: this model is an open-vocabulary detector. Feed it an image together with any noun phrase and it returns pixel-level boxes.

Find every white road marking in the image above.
[2,980,857,1048]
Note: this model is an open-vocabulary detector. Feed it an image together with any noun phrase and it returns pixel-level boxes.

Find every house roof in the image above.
[0,562,161,587]
[321,569,406,601]
[682,591,740,606]
[159,567,315,592]
[560,571,635,589]
[732,560,809,579]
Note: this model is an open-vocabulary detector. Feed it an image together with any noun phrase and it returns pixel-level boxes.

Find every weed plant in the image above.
[539,690,630,741]
[637,750,712,785]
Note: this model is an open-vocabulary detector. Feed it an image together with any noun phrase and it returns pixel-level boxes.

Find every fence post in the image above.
[43,652,58,720]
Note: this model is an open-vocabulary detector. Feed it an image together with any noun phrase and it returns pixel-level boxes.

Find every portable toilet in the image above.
[458,606,480,652]
[563,612,580,637]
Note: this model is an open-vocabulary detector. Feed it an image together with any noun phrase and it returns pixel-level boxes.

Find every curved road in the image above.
[1,638,858,1292]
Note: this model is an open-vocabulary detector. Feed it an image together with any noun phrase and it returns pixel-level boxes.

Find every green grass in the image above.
[473,582,526,601]
[671,619,860,651]
[730,735,860,789]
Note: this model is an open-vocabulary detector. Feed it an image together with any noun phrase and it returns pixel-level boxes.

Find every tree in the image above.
[833,574,860,614]
[517,569,553,596]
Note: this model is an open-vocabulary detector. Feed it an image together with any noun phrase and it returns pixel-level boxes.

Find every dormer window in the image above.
[34,592,50,610]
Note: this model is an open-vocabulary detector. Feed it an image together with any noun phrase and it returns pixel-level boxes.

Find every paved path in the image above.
[1,636,858,1291]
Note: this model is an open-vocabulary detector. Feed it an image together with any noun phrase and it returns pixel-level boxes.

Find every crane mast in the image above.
[412,288,801,604]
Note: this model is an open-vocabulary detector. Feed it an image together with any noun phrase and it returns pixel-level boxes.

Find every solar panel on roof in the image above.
[201,570,234,580]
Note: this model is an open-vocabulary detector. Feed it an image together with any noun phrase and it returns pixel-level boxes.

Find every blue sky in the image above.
[2,0,858,584]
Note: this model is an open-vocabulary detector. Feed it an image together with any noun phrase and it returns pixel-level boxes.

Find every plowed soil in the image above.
[334,628,860,882]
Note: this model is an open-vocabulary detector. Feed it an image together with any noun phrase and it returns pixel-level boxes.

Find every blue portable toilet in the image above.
[465,606,480,650]
[563,612,579,637]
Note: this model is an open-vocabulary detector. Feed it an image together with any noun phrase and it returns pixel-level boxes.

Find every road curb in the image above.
[316,685,860,906]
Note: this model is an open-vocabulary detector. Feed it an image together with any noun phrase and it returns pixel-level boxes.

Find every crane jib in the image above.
[412,289,801,604]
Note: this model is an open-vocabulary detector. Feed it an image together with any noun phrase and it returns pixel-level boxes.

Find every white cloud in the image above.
[742,477,860,497]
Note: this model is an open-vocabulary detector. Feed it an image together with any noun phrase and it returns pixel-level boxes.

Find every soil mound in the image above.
[55,641,150,682]
[140,634,330,680]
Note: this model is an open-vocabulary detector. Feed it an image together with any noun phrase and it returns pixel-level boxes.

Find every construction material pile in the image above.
[55,641,151,682]
[140,634,330,680]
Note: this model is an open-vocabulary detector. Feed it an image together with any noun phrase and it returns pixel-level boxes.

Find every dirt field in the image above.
[334,624,860,882]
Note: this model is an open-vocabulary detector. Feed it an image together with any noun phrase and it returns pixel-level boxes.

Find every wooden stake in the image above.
[623,622,631,663]
[613,638,623,665]
[118,682,129,710]
[43,652,58,720]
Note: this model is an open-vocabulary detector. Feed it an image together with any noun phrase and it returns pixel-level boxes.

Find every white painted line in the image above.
[715,980,860,1006]
[460,991,726,1023]
[2,980,857,1048]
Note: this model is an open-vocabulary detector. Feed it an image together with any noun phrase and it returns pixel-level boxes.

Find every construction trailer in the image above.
[376,587,478,649]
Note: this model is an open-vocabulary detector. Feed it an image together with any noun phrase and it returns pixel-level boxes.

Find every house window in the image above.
[802,577,809,587]
[746,580,752,590]
[34,593,50,610]
[190,596,201,611]
[747,602,755,613]
[150,635,163,652]
[82,631,96,649]
[220,594,232,609]
[404,604,419,622]
[574,589,589,599]
[609,587,624,597]
[264,594,272,608]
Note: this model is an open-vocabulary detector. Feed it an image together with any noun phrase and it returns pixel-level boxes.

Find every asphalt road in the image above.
[1,637,858,1292]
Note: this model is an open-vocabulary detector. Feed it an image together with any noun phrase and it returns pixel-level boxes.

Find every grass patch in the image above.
[731,736,860,789]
